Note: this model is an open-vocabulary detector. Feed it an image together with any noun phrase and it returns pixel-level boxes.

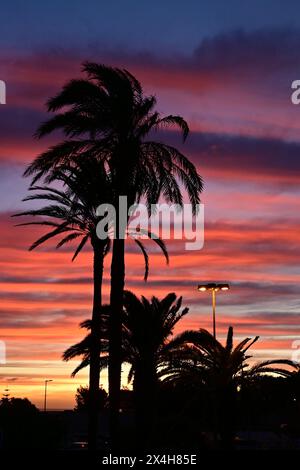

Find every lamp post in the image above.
[198,283,230,339]
[44,379,53,412]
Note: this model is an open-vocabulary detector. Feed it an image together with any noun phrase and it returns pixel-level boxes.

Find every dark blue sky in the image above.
[2,0,300,53]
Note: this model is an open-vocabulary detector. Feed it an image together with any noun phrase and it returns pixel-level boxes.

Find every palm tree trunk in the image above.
[88,240,105,451]
[108,234,125,449]
[134,362,158,450]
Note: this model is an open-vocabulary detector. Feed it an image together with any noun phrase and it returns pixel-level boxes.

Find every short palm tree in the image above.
[63,291,189,447]
[161,326,297,446]
[23,63,203,444]
[122,291,189,448]
[14,156,169,450]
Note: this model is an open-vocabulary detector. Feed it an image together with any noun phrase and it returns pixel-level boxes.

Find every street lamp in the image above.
[44,379,53,412]
[197,283,230,339]
[2,388,10,400]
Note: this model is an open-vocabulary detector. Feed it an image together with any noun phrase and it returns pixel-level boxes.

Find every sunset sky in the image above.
[1,0,300,409]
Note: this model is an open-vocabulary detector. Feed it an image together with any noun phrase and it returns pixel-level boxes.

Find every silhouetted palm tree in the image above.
[23,63,203,444]
[63,291,189,448]
[14,157,168,450]
[14,157,110,449]
[161,326,297,447]
[122,291,189,448]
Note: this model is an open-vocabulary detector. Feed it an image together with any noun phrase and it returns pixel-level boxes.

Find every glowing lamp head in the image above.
[198,286,207,292]
[219,283,230,291]
[198,282,230,292]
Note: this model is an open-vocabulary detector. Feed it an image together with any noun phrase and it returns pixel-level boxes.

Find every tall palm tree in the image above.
[161,326,297,446]
[14,157,168,450]
[23,63,203,444]
[14,157,110,450]
[63,291,189,448]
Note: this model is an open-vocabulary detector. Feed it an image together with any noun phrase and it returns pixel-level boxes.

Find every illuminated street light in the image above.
[197,283,230,339]
[2,388,10,400]
[44,379,53,412]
